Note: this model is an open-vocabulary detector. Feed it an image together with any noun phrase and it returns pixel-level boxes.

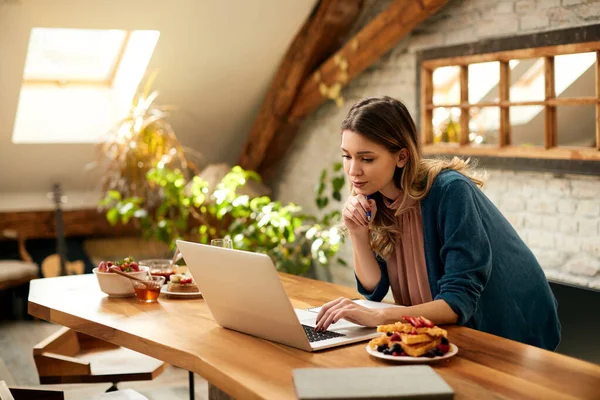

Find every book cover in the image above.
[293,366,454,400]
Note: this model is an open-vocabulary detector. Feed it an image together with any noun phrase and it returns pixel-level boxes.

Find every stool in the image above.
[0,230,39,319]
[0,260,38,320]
[0,261,38,292]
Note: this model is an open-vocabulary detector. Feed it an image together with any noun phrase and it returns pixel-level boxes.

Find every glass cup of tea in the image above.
[139,259,176,282]
[211,238,233,249]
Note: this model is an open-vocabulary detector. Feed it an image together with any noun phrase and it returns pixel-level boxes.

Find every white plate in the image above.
[160,285,203,298]
[366,343,458,363]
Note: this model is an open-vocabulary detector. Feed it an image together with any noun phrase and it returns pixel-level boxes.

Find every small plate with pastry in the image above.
[160,273,202,298]
[366,316,458,362]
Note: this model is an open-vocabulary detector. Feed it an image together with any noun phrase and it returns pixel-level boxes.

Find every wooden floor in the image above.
[0,320,209,400]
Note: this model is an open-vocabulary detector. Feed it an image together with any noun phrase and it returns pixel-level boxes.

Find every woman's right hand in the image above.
[342,194,377,234]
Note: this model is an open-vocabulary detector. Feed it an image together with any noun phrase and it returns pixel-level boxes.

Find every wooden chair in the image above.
[0,381,64,400]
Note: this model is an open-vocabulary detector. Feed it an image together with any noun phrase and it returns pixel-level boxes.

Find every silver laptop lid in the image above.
[175,240,311,351]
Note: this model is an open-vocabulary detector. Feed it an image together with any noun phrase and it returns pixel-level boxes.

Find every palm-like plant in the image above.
[99,72,198,208]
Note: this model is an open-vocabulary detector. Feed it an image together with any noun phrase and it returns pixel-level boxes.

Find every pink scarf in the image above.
[383,195,433,306]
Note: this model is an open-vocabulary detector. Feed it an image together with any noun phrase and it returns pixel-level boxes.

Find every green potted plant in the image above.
[100,162,347,277]
[97,75,347,277]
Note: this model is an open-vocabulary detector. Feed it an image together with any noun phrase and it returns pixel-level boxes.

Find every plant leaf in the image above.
[107,190,121,200]
[332,176,345,192]
[106,208,119,226]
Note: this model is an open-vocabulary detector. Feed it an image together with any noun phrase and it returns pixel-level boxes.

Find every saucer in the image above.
[160,285,203,298]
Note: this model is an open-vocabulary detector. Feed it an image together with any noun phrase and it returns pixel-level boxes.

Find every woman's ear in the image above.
[396,148,409,168]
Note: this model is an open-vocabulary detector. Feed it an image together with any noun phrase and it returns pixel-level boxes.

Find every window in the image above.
[23,28,129,85]
[419,35,600,162]
[12,28,160,144]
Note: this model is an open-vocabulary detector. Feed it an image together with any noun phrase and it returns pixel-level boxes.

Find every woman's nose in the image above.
[348,161,362,177]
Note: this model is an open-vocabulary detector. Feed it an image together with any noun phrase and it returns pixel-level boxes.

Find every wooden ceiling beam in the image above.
[289,0,449,121]
[237,0,364,172]
[257,0,449,179]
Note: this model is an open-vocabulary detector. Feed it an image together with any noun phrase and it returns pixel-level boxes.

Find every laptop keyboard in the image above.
[302,324,346,343]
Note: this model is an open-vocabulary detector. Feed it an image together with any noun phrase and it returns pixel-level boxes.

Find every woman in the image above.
[315,96,560,350]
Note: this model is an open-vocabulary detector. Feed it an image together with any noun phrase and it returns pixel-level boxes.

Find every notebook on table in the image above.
[293,366,454,400]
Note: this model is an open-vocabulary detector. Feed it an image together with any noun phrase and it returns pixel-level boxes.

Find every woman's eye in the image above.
[362,158,374,163]
[341,155,351,159]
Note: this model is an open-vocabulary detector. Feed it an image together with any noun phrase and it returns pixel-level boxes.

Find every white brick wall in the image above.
[483,170,600,289]
[272,0,600,290]
[576,200,600,217]
[558,216,578,234]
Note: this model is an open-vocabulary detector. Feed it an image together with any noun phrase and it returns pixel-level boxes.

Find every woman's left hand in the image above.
[315,297,384,331]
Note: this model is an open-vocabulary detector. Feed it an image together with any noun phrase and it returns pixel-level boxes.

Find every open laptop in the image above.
[176,239,381,351]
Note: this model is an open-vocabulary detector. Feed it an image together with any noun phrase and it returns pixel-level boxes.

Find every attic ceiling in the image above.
[0,0,317,199]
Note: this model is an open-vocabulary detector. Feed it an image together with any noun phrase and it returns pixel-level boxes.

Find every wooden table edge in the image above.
[27,300,264,400]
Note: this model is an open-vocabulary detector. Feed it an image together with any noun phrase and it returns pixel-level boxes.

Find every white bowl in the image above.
[93,266,150,297]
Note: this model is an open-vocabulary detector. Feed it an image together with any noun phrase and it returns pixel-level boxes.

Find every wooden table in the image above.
[28,273,600,400]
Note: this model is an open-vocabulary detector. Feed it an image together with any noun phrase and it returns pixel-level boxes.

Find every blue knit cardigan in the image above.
[356,170,561,350]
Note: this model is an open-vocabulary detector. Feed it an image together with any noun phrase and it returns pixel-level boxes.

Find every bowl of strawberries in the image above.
[93,257,150,297]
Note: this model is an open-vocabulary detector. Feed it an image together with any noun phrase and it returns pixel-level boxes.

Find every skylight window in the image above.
[12,28,159,144]
[23,28,129,85]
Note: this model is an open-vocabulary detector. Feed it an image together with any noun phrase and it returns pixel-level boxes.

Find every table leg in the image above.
[208,383,233,400]
[106,383,118,392]
[189,371,195,400]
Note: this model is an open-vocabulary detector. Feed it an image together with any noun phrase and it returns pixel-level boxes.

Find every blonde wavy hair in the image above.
[340,96,485,259]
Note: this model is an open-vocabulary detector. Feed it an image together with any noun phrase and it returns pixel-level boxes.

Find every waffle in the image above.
[400,337,442,357]
[399,332,434,345]
[368,335,391,349]
[377,322,448,338]
[369,316,451,358]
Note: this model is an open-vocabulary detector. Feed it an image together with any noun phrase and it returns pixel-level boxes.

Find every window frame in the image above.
[416,24,600,175]
[21,30,132,88]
